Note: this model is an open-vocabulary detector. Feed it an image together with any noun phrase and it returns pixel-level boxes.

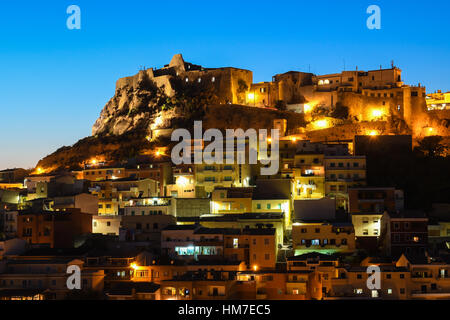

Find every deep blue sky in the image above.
[1,0,449,170]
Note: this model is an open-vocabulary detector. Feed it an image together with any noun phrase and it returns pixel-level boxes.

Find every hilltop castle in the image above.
[96,54,434,138]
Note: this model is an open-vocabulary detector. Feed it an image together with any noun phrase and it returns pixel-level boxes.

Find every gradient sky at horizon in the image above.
[1,0,449,170]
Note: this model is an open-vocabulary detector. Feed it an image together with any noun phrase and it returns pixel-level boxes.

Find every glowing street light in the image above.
[372,109,383,118]
[177,176,189,187]
[368,130,379,136]
[253,265,259,272]
[315,119,328,129]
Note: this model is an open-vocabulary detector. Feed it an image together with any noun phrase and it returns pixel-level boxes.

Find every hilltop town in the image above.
[0,54,449,300]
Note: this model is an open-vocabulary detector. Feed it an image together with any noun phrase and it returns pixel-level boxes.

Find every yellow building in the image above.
[211,188,253,214]
[351,212,383,238]
[292,222,356,255]
[93,178,160,215]
[210,184,291,228]
[292,154,325,200]
[177,213,285,248]
[426,91,450,110]
[92,215,122,235]
[194,163,252,195]
[324,155,366,210]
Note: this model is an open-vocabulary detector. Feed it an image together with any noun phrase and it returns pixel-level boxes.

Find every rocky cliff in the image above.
[36,62,306,171]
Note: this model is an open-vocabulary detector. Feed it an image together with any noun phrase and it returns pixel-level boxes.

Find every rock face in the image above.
[92,68,169,136]
[92,54,254,136]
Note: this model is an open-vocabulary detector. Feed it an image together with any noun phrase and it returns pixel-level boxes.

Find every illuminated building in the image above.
[92,177,160,215]
[92,215,122,236]
[176,213,285,248]
[82,167,127,181]
[161,225,277,269]
[236,269,323,300]
[166,165,196,198]
[292,154,325,200]
[194,162,252,195]
[211,187,253,214]
[291,222,356,255]
[106,282,160,300]
[426,91,450,111]
[324,155,366,210]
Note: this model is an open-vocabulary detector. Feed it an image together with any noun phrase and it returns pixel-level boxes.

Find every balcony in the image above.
[411,275,433,280]
[326,166,366,170]
[225,244,249,249]
[286,279,307,284]
[411,289,450,299]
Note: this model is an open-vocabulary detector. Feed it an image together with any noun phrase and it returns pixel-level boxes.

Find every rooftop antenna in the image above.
[343,59,346,71]
[391,60,395,68]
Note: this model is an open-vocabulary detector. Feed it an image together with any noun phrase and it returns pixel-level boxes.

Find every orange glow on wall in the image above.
[314,119,328,129]
[371,109,383,118]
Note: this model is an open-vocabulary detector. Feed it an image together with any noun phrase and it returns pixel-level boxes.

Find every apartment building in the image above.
[161,225,277,269]
[0,257,104,300]
[177,213,285,247]
[17,208,92,248]
[324,156,366,210]
[92,178,159,215]
[348,187,397,214]
[379,211,429,257]
[292,222,356,255]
